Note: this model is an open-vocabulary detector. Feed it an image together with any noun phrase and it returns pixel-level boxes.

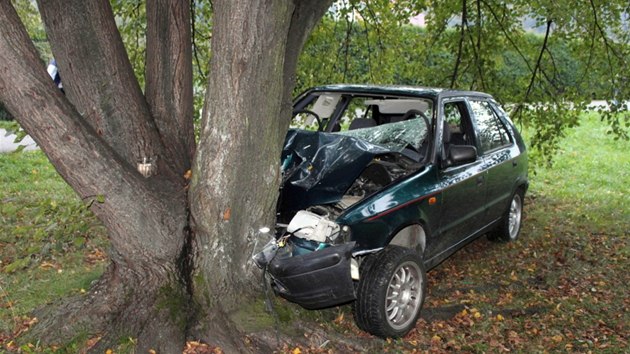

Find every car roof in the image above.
[304,84,493,100]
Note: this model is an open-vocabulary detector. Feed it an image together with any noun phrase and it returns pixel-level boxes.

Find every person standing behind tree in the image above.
[46,59,64,94]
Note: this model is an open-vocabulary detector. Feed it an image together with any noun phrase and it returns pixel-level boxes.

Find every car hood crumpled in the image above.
[278,129,394,212]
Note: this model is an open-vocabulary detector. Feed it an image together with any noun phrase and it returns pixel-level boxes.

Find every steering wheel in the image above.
[292,109,322,131]
[401,109,430,123]
[401,109,432,156]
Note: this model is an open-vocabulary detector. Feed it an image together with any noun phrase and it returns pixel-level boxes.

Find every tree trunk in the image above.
[36,0,167,172]
[1,1,192,352]
[1,0,331,351]
[189,0,332,349]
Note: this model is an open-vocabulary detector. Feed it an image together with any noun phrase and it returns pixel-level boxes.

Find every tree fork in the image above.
[37,0,168,172]
[1,1,192,351]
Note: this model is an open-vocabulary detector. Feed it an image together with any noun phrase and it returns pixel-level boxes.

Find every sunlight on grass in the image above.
[528,113,629,234]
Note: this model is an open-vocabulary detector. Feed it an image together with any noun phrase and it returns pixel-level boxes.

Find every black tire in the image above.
[488,189,524,242]
[352,246,426,338]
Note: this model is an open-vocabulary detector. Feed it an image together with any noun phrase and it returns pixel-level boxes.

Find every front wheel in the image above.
[489,190,524,242]
[353,246,426,338]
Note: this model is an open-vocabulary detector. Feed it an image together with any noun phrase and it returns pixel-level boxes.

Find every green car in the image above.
[254,84,528,338]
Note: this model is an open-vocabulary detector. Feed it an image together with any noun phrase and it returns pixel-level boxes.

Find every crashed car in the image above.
[254,84,528,338]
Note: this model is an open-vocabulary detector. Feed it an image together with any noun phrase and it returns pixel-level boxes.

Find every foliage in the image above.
[297,0,630,166]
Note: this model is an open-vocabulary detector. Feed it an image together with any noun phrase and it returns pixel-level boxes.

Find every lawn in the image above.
[0,113,628,352]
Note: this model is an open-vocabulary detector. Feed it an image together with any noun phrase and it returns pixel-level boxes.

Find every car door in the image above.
[467,99,517,225]
[426,98,487,261]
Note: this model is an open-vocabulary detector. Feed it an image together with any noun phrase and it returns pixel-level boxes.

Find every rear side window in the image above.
[469,100,511,153]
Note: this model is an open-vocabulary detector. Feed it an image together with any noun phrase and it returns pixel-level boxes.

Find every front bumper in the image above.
[267,242,356,309]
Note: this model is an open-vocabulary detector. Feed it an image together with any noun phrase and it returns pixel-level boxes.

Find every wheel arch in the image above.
[387,222,428,257]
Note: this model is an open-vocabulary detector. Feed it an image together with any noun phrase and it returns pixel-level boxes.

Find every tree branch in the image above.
[481,0,535,75]
[589,0,620,93]
[515,19,553,118]
[36,0,166,171]
[283,0,334,122]
[146,0,196,176]
[451,0,467,88]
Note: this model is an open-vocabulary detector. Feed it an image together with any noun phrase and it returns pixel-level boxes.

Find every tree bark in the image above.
[36,0,167,173]
[2,0,332,351]
[1,1,191,352]
[189,0,332,349]
[146,0,196,176]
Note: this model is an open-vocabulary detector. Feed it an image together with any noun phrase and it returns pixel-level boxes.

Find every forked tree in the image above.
[0,0,332,352]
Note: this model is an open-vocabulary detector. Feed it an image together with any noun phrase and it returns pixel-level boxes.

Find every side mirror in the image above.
[449,145,477,166]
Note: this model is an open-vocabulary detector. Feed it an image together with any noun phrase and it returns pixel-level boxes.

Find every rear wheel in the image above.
[489,189,524,242]
[353,246,426,338]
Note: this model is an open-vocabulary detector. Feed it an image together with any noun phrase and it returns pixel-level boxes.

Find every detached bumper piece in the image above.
[268,242,356,309]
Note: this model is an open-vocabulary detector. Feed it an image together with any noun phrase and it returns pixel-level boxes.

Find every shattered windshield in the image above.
[337,118,429,152]
[292,93,434,152]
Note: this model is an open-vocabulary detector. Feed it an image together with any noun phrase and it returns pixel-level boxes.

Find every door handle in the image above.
[477,176,484,186]
[512,160,518,167]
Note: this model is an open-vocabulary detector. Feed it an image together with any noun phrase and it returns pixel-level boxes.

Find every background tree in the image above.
[298,0,629,165]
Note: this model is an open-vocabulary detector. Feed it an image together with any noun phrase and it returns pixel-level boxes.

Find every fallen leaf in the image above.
[39,261,57,270]
[334,311,344,324]
[223,208,231,221]
[552,334,563,342]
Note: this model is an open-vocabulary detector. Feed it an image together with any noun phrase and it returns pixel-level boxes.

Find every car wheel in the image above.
[489,189,524,242]
[352,246,426,338]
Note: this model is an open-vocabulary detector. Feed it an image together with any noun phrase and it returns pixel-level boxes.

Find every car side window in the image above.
[443,101,474,146]
[469,100,511,153]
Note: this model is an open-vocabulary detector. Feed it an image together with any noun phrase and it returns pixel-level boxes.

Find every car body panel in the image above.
[268,242,356,309]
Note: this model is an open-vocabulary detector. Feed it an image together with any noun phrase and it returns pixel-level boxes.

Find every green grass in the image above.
[0,113,628,352]
[0,151,107,341]
[0,120,19,131]
[528,112,629,233]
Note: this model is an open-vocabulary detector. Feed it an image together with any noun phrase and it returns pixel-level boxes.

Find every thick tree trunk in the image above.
[2,0,331,351]
[0,1,193,352]
[189,0,332,349]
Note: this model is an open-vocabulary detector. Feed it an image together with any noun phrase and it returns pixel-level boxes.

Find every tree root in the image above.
[24,264,189,353]
[244,318,381,353]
